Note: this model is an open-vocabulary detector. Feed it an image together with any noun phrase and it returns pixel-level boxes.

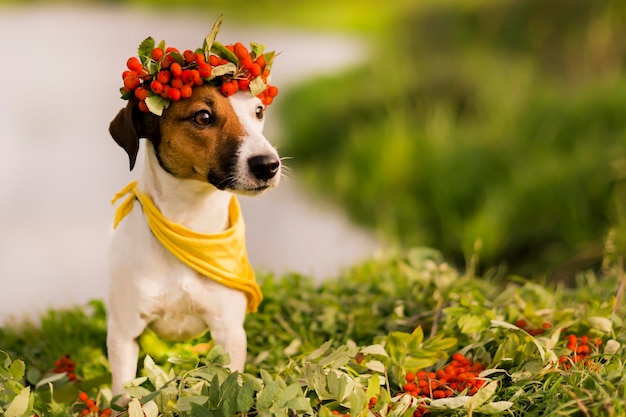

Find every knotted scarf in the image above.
[111,181,262,312]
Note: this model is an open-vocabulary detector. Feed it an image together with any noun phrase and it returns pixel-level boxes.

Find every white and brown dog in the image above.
[107,85,281,397]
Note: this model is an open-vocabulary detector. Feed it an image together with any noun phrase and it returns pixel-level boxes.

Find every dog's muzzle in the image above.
[248,154,280,181]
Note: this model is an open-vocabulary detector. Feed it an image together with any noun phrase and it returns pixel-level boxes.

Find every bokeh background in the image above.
[1,0,625,322]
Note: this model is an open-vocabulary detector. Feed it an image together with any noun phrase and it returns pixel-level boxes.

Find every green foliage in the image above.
[280,0,626,279]
[1,249,626,415]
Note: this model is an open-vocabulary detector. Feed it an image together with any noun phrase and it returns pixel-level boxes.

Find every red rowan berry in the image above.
[78,392,89,402]
[138,100,149,113]
[404,382,417,392]
[170,62,183,78]
[161,59,171,69]
[195,53,206,64]
[180,84,193,99]
[122,70,131,80]
[150,80,163,95]
[198,63,211,78]
[171,78,184,89]
[221,81,236,97]
[181,69,195,85]
[157,70,171,84]
[432,390,446,399]
[123,72,140,90]
[267,85,279,98]
[190,69,202,85]
[238,79,250,91]
[405,372,416,383]
[126,57,142,72]
[241,56,253,70]
[515,319,528,328]
[151,48,164,61]
[209,55,220,66]
[183,49,195,64]
[255,54,266,68]
[234,42,249,60]
[249,63,262,77]
[134,87,149,101]
[167,87,181,101]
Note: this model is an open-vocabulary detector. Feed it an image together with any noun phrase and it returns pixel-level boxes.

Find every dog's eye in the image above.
[255,105,264,120]
[191,110,215,126]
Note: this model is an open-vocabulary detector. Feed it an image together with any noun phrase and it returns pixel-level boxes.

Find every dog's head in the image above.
[109,84,281,195]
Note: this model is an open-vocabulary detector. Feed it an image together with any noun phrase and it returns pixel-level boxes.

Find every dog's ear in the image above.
[109,99,159,170]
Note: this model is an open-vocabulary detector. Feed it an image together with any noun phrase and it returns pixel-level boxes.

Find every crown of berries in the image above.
[120,15,279,116]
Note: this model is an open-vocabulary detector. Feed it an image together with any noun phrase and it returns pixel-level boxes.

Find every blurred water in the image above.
[0,5,379,324]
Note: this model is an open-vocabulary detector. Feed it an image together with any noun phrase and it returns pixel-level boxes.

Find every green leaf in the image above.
[364,360,386,373]
[5,386,30,417]
[468,380,498,409]
[128,398,144,417]
[35,372,67,389]
[211,41,239,64]
[360,344,389,357]
[588,316,613,333]
[263,51,276,70]
[276,383,301,407]
[257,380,280,410]
[326,371,349,401]
[145,355,172,390]
[236,378,255,412]
[177,396,209,412]
[204,15,223,57]
[137,37,156,65]
[474,401,514,414]
[250,42,265,59]
[220,373,240,417]
[348,388,366,417]
[365,374,381,400]
[306,340,333,361]
[145,94,170,116]
[285,396,313,413]
[210,63,237,79]
[8,359,25,380]
[209,374,221,409]
[191,402,215,417]
[407,326,424,352]
[142,400,159,417]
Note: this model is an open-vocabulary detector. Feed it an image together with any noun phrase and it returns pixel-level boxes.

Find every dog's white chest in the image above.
[108,207,247,341]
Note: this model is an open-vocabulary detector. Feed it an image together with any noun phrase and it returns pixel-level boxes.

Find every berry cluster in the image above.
[52,355,77,381]
[559,333,602,369]
[120,16,278,116]
[76,392,112,417]
[403,353,485,417]
[515,319,553,336]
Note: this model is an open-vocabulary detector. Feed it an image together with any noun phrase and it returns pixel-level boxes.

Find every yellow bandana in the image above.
[111,181,262,312]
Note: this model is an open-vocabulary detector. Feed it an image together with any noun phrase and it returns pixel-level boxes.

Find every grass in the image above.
[2,249,626,415]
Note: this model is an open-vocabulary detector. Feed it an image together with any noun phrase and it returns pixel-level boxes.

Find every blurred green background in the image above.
[5,0,626,281]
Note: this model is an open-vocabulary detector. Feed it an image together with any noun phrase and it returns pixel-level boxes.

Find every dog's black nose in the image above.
[248,154,280,181]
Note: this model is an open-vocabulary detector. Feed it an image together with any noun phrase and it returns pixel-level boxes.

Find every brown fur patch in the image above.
[156,85,245,187]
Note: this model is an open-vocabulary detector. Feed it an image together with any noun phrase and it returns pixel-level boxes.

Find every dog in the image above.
[106,84,281,398]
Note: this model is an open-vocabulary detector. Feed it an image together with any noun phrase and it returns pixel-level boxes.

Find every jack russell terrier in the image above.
[107,83,281,398]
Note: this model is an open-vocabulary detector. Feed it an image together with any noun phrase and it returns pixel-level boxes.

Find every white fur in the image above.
[107,91,280,398]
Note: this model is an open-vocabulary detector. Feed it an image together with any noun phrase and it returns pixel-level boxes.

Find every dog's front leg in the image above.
[205,297,247,372]
[107,323,142,402]
[209,323,247,372]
